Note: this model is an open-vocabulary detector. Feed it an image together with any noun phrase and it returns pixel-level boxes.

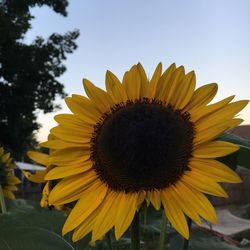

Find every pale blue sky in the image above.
[25,0,250,142]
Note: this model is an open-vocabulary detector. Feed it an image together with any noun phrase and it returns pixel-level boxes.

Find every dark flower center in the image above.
[91,99,195,193]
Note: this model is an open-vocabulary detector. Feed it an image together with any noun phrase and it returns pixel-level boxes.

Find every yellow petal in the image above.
[173,71,196,109]
[65,97,100,125]
[1,153,10,163]
[147,190,161,210]
[7,176,21,185]
[137,63,148,97]
[50,125,91,144]
[5,185,18,191]
[195,100,249,131]
[40,182,50,207]
[27,151,49,166]
[52,123,92,135]
[147,63,162,98]
[83,79,114,113]
[22,170,46,183]
[193,141,239,158]
[49,148,90,165]
[45,161,92,180]
[161,188,189,239]
[194,118,243,145]
[40,139,88,150]
[123,65,141,100]
[62,181,108,235]
[169,186,201,225]
[190,158,242,183]
[191,95,235,122]
[92,191,122,241]
[182,170,228,197]
[3,189,15,200]
[72,94,103,115]
[176,181,217,224]
[184,83,218,112]
[136,191,146,209]
[194,125,228,146]
[227,118,244,130]
[156,63,177,101]
[49,170,98,205]
[105,70,127,103]
[163,66,185,104]
[49,155,89,167]
[72,206,101,242]
[114,192,139,240]
[54,113,94,130]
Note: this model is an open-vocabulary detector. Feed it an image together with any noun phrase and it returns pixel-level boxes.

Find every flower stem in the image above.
[0,185,7,213]
[105,231,113,250]
[131,212,140,250]
[158,212,167,250]
[182,218,192,250]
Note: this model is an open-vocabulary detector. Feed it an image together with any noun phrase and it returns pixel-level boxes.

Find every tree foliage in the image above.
[0,0,79,160]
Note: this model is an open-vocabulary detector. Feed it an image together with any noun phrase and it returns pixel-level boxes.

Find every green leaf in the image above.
[0,199,74,250]
[0,205,66,235]
[218,133,250,148]
[0,199,110,249]
[218,133,250,169]
[0,227,74,250]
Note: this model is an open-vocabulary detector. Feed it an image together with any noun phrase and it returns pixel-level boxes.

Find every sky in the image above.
[25,0,250,142]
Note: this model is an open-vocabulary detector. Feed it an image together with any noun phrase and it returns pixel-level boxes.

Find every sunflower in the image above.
[41,62,248,242]
[0,147,21,200]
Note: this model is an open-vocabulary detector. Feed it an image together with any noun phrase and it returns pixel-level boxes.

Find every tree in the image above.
[0,0,79,160]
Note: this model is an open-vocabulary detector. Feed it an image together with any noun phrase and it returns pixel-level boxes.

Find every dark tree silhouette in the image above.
[0,0,79,160]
